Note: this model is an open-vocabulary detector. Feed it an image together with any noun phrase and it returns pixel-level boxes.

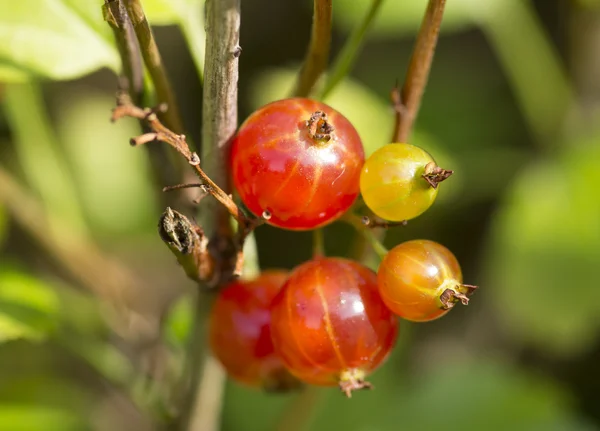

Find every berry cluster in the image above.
[209,97,477,396]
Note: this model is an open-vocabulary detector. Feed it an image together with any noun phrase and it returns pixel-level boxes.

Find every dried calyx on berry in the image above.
[230,97,365,230]
[305,110,334,143]
[377,239,478,322]
[422,161,453,189]
[360,142,453,222]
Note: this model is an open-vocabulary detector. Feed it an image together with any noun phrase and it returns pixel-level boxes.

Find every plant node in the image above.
[158,207,215,283]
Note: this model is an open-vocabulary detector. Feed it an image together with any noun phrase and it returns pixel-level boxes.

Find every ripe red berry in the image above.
[230,98,365,230]
[270,257,398,396]
[360,143,452,222]
[377,240,477,322]
[209,271,301,391]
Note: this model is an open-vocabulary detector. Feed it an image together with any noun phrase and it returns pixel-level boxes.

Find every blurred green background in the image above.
[1,0,600,430]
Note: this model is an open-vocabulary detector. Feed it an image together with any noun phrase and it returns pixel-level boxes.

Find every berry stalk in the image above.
[294,0,333,97]
[393,0,447,143]
[342,213,389,260]
[320,0,384,99]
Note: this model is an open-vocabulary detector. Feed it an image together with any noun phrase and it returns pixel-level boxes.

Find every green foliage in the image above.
[372,361,587,431]
[486,139,600,355]
[3,82,90,237]
[0,346,92,431]
[0,203,6,246]
[54,91,157,236]
[165,295,194,348]
[143,0,205,78]
[143,0,198,25]
[0,267,60,343]
[0,0,119,81]
[222,354,592,431]
[479,0,572,146]
[0,405,84,431]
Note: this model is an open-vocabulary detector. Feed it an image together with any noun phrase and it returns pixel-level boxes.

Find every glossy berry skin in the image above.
[231,98,365,230]
[270,258,398,396]
[209,271,300,391]
[377,240,476,322]
[360,143,443,221]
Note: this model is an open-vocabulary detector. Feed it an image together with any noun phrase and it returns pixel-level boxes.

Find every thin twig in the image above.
[123,0,183,133]
[341,214,388,260]
[361,215,408,229]
[320,0,384,99]
[104,0,181,203]
[294,0,333,97]
[111,97,246,228]
[103,0,144,104]
[393,0,447,143]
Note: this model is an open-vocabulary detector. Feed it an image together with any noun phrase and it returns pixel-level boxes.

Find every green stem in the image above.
[312,228,325,257]
[294,0,333,97]
[103,0,145,104]
[187,354,226,431]
[320,0,384,99]
[123,0,184,133]
[275,386,326,431]
[341,214,388,260]
[242,232,261,279]
[2,82,88,239]
[175,289,217,430]
[104,0,179,202]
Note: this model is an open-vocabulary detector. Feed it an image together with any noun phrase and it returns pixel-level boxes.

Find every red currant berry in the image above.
[270,257,398,396]
[230,98,365,230]
[209,271,301,391]
[360,143,452,221]
[377,240,477,322]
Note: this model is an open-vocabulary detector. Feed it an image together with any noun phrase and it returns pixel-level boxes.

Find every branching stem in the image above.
[342,214,388,260]
[103,0,144,104]
[111,98,246,227]
[393,0,447,143]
